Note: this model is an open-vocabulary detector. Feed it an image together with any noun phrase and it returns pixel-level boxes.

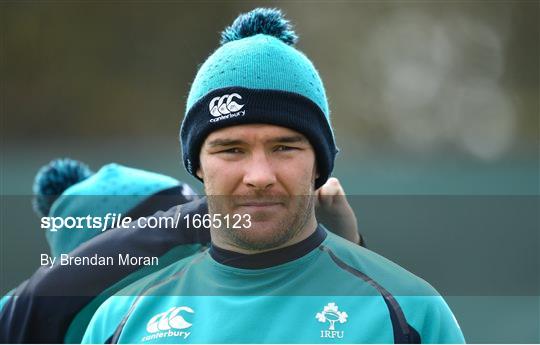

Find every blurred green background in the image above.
[1,1,539,343]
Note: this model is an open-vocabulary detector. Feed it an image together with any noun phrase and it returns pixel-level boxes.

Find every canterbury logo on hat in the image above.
[209,93,244,117]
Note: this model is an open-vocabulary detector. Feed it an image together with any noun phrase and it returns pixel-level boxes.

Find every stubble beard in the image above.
[208,194,315,252]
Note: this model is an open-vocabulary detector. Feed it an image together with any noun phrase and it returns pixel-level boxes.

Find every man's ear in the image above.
[196,168,203,180]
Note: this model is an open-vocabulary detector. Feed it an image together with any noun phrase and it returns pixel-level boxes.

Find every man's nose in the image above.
[242,153,277,190]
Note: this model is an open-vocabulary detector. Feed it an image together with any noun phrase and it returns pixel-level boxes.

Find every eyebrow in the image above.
[271,135,308,144]
[206,135,308,147]
[206,139,246,147]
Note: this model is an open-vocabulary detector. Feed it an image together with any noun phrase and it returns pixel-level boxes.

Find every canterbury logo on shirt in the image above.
[146,306,194,333]
[209,93,244,117]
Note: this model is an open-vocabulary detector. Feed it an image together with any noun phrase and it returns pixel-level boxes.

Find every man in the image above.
[0,158,360,343]
[82,8,464,344]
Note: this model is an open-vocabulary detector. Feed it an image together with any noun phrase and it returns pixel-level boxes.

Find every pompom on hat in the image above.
[180,8,338,189]
[33,158,94,217]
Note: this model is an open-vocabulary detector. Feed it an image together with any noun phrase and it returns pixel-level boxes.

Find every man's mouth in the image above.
[233,196,286,209]
[236,201,284,207]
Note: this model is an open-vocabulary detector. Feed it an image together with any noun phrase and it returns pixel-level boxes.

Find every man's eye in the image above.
[274,145,297,152]
[220,148,243,154]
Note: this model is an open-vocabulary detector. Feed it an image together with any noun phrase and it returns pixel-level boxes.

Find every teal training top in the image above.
[82,226,465,344]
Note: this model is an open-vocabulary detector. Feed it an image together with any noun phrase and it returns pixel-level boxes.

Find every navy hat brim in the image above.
[180,87,338,189]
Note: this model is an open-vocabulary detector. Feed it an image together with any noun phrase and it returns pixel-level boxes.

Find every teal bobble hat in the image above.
[33,158,189,257]
[180,8,338,189]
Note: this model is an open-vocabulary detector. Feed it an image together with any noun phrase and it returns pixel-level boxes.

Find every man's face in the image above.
[197,124,318,251]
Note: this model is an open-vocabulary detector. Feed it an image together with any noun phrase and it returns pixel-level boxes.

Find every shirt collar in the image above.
[209,225,327,269]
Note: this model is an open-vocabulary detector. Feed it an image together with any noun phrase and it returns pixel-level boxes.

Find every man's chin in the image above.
[230,221,294,251]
